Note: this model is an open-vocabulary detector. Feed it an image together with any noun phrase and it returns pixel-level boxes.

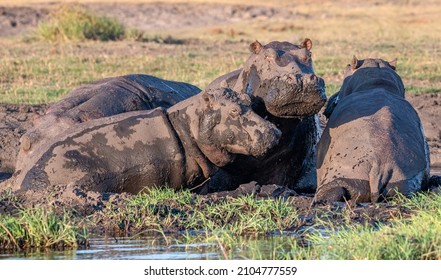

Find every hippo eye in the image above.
[264,49,278,60]
[229,108,240,117]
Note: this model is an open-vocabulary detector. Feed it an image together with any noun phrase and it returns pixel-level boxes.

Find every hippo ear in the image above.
[323,93,340,119]
[351,55,360,70]
[239,93,251,105]
[249,40,263,54]
[220,80,229,88]
[388,58,398,70]
[301,38,313,50]
[201,91,211,107]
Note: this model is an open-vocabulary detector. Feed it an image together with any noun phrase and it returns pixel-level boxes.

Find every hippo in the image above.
[15,75,201,171]
[15,39,326,193]
[11,87,281,194]
[315,57,430,203]
[207,39,326,192]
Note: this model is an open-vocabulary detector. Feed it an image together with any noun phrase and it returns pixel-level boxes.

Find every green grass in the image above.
[0,40,245,103]
[96,187,300,235]
[2,186,441,259]
[1,2,440,103]
[159,192,441,260]
[0,208,88,250]
[286,193,441,260]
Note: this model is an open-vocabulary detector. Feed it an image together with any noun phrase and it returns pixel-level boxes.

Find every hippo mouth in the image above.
[247,126,282,158]
[260,74,326,118]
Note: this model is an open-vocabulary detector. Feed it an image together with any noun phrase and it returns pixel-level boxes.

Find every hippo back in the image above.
[15,75,201,172]
[46,74,200,120]
[316,58,430,202]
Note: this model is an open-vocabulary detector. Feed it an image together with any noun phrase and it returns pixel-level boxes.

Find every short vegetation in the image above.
[2,187,441,259]
[36,5,137,42]
[0,209,87,250]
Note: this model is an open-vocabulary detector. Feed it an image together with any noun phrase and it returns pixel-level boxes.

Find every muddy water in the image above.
[0,235,299,260]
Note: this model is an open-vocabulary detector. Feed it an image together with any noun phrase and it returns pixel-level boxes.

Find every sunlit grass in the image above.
[96,187,300,235]
[165,192,441,260]
[1,1,440,103]
[0,208,88,250]
[37,5,126,42]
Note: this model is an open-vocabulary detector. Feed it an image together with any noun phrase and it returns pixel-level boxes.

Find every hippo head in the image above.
[324,57,403,118]
[344,56,398,79]
[196,88,282,167]
[235,39,326,118]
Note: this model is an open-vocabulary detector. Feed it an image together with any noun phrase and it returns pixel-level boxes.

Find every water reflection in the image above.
[0,235,301,260]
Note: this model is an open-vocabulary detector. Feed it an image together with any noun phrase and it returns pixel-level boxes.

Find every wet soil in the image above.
[0,103,46,173]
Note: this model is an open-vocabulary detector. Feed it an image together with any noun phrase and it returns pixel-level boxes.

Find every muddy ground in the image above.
[0,2,440,233]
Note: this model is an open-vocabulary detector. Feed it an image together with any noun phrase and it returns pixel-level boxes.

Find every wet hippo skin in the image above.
[315,57,430,202]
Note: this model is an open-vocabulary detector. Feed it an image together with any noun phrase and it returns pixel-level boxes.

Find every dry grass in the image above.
[0,0,440,103]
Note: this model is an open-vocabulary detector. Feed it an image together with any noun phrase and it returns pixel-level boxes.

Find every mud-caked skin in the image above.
[315,57,430,203]
[207,39,326,192]
[16,75,201,171]
[15,40,325,193]
[12,88,281,194]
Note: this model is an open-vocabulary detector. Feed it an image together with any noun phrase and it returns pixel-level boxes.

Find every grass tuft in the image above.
[0,208,88,250]
[287,193,441,260]
[96,188,300,236]
[37,5,126,42]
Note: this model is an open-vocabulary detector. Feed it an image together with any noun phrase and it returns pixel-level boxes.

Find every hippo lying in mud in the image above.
[315,57,430,203]
[14,39,326,193]
[207,39,326,192]
[11,88,281,194]
[15,75,200,171]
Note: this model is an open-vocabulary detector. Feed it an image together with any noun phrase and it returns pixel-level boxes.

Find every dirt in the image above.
[407,93,441,166]
[0,2,440,234]
[0,5,48,37]
[0,103,46,173]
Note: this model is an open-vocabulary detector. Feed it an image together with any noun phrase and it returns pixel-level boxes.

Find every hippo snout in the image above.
[264,73,326,118]
[248,124,281,158]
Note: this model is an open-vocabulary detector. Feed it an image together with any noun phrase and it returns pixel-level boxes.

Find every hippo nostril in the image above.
[21,135,32,151]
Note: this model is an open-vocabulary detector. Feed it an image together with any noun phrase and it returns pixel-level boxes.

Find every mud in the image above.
[0,103,46,173]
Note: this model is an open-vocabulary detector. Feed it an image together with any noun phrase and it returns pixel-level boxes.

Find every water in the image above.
[0,235,300,260]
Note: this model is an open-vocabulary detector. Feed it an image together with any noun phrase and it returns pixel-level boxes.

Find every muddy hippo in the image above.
[15,75,200,171]
[11,87,281,194]
[315,57,430,203]
[15,39,326,193]
[207,39,326,192]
